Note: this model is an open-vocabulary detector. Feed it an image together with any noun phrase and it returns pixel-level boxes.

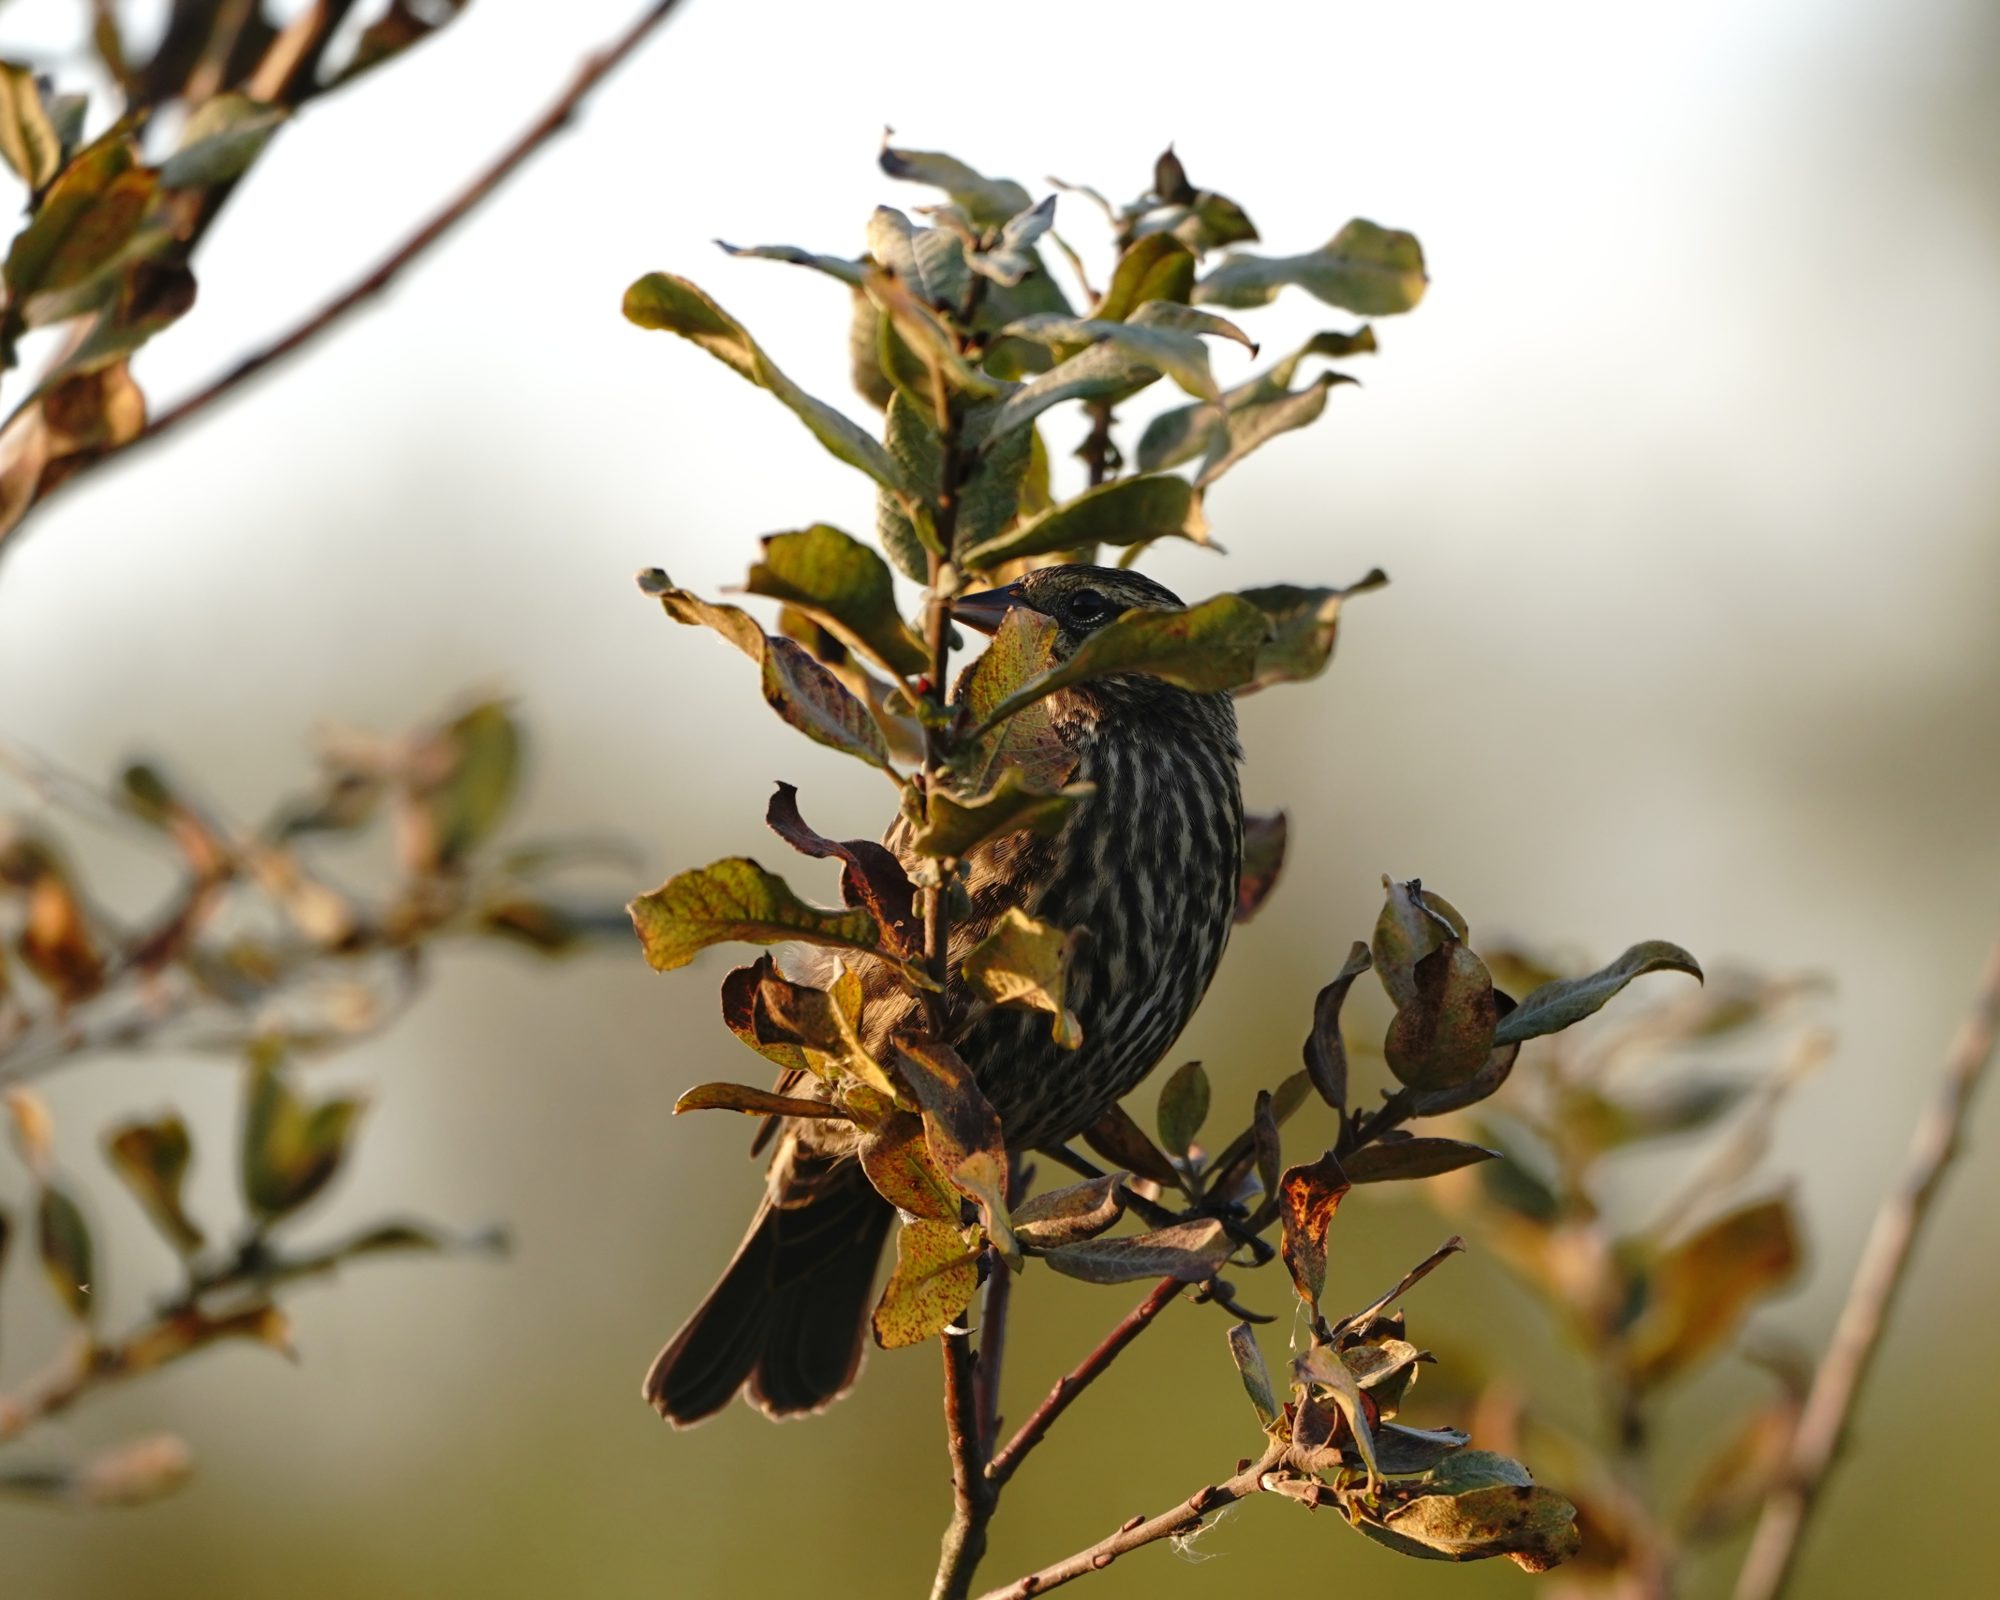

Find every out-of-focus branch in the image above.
[974,1438,1288,1600]
[130,0,691,459]
[1733,935,2000,1600]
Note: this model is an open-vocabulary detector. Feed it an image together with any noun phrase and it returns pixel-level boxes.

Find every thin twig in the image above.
[974,1155,1021,1457]
[986,1278,1180,1488]
[973,1439,1288,1600]
[1733,934,2000,1600]
[130,0,691,459]
[933,1328,999,1600]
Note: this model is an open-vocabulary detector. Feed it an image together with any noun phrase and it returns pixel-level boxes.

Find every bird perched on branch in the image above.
[646,565,1245,1425]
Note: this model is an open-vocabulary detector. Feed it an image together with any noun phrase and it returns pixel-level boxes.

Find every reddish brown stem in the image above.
[985,1277,1181,1488]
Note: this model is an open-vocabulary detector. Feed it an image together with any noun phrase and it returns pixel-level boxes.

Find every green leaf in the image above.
[1236,572,1389,695]
[961,907,1082,1049]
[1012,1175,1125,1250]
[1096,234,1195,321]
[969,593,1270,737]
[639,570,895,772]
[866,206,970,312]
[716,239,866,286]
[1494,941,1705,1045]
[1155,1060,1210,1157]
[1302,942,1373,1113]
[976,338,1167,448]
[411,700,519,868]
[1228,1322,1279,1426]
[629,857,884,974]
[953,406,1034,561]
[158,94,287,188]
[909,767,1094,858]
[872,1218,980,1349]
[1372,878,1469,1009]
[865,267,1003,400]
[241,1055,366,1223]
[37,1183,94,1320]
[1278,1151,1350,1314]
[3,130,159,318]
[1236,811,1287,924]
[1384,941,1500,1092]
[745,524,928,678]
[1137,329,1375,480]
[967,194,1056,287]
[0,63,63,193]
[878,141,1032,227]
[878,392,942,579]
[1195,219,1428,315]
[950,607,1079,795]
[1042,1218,1229,1285]
[958,472,1201,571]
[104,1115,204,1254]
[997,313,1221,402]
[1341,1136,1499,1185]
[624,273,909,498]
[673,1083,853,1121]
[1628,1197,1801,1386]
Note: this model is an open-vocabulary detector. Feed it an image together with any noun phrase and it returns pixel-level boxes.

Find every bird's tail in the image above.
[644,1149,893,1426]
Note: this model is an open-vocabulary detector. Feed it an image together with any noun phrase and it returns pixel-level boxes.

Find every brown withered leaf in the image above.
[859,1113,961,1223]
[752,965,899,1096]
[1627,1197,1801,1386]
[1383,941,1499,1092]
[1303,941,1372,1113]
[673,1083,852,1121]
[1278,1150,1351,1314]
[1,835,106,1003]
[1374,1452,1581,1571]
[872,1218,980,1349]
[1011,1174,1125,1249]
[1041,1218,1230,1285]
[104,1115,204,1254]
[1080,1102,1181,1187]
[765,782,921,958]
[893,1038,1015,1260]
[719,956,811,1076]
[1227,1321,1280,1426]
[1340,1135,1499,1185]
[1372,877,1468,1008]
[1236,811,1287,924]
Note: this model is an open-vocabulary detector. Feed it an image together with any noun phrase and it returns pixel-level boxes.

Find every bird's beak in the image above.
[950,581,1027,637]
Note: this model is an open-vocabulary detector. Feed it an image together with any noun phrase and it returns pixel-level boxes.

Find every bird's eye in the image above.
[1066,588,1112,626]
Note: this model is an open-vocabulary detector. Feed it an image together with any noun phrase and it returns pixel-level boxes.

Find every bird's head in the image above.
[951,564,1185,661]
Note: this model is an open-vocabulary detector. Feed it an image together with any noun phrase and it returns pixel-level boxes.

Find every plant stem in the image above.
[974,1439,1288,1600]
[933,1327,999,1600]
[1733,934,2000,1600]
[1080,403,1114,488]
[128,1,693,463]
[987,1277,1180,1487]
[974,1154,1021,1456]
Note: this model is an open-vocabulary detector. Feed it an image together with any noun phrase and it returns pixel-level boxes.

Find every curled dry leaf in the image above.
[765,783,922,958]
[1278,1150,1352,1314]
[1010,1174,1125,1249]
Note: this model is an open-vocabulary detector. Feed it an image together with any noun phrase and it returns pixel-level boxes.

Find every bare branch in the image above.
[1733,935,2000,1600]
[933,1327,1000,1600]
[130,1,691,459]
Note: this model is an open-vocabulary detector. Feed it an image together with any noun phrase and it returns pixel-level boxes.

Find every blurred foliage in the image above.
[617,139,1764,1594]
[0,698,626,1503]
[0,1,484,556]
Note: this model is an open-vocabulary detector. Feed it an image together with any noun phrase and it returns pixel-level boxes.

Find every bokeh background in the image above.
[2,0,1997,1595]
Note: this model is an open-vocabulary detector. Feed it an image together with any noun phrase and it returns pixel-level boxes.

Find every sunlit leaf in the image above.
[1296,1341,1380,1486]
[1236,571,1390,693]
[1136,328,1375,478]
[872,1218,980,1349]
[1011,1174,1125,1250]
[893,1038,1014,1261]
[968,593,1269,736]
[960,907,1082,1048]
[1373,1423,1472,1476]
[997,312,1221,402]
[867,206,970,312]
[967,194,1056,287]
[159,94,288,188]
[1095,233,1195,322]
[1195,219,1428,315]
[1375,1453,1581,1571]
[745,525,928,678]
[2,130,159,322]
[408,700,518,870]
[958,472,1201,571]
[860,1112,961,1223]
[976,338,1166,448]
[0,835,106,1003]
[104,1115,204,1254]
[628,857,883,973]
[716,238,866,286]
[1494,941,1705,1046]
[0,63,63,193]
[624,273,909,497]
[950,606,1077,794]
[909,767,1094,858]
[1372,877,1468,1009]
[1278,1151,1351,1314]
[878,140,1033,227]
[674,1083,852,1120]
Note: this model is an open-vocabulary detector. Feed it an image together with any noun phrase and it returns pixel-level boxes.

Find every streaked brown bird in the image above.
[646,565,1245,1425]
